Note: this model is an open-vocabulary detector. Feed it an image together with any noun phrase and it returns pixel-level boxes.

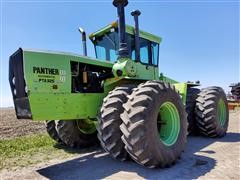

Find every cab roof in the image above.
[89,21,162,44]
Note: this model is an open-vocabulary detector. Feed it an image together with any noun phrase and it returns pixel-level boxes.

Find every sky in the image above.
[0,0,239,107]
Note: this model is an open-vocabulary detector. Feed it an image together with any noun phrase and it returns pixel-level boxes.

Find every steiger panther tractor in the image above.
[9,0,229,168]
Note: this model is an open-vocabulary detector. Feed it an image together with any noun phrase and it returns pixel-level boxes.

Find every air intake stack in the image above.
[113,0,129,59]
[131,10,141,61]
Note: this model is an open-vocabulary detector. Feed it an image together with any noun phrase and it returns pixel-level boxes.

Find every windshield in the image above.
[93,31,159,66]
[94,31,118,62]
[94,31,135,63]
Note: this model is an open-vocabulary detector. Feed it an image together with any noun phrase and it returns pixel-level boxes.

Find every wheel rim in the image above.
[217,99,227,126]
[158,102,180,146]
[76,119,97,134]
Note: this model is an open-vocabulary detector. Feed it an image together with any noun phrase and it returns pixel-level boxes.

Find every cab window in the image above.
[95,31,118,62]
[137,37,159,66]
[151,42,159,66]
[94,31,159,66]
[139,38,150,64]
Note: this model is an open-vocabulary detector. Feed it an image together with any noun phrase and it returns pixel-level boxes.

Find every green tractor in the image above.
[9,0,229,168]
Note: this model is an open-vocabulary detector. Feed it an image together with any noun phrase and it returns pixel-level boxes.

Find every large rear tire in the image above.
[45,120,62,143]
[195,87,229,137]
[57,120,98,148]
[121,81,187,168]
[186,87,200,135]
[97,85,134,161]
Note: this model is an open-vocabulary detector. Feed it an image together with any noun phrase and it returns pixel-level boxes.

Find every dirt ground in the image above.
[0,110,239,180]
[0,108,45,140]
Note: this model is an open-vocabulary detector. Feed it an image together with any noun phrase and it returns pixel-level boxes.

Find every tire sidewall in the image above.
[146,86,187,163]
[214,90,229,136]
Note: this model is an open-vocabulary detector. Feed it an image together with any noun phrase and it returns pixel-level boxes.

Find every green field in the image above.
[0,133,88,170]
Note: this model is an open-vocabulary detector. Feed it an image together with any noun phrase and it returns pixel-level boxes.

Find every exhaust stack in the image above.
[113,0,129,59]
[78,27,87,56]
[131,10,141,62]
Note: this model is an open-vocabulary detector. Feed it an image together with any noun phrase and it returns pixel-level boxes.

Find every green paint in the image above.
[22,50,116,121]
[134,62,158,80]
[89,22,161,44]
[158,102,180,146]
[174,83,188,105]
[217,99,227,126]
[20,49,187,121]
[29,93,107,120]
[113,58,159,80]
[112,58,130,77]
[22,49,186,121]
[159,73,178,84]
[89,23,114,39]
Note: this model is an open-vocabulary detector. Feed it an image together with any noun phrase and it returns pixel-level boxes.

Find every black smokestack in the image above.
[113,0,129,59]
[131,10,141,61]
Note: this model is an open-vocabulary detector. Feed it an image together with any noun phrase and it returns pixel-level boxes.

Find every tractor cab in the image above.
[89,22,161,67]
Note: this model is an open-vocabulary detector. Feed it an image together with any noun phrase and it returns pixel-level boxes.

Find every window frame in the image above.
[150,41,160,67]
[138,38,159,68]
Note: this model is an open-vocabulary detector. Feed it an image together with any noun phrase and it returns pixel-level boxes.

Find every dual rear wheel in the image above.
[98,81,188,168]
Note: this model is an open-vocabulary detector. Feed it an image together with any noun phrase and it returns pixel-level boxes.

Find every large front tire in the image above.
[97,85,134,161]
[195,87,229,137]
[120,81,188,168]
